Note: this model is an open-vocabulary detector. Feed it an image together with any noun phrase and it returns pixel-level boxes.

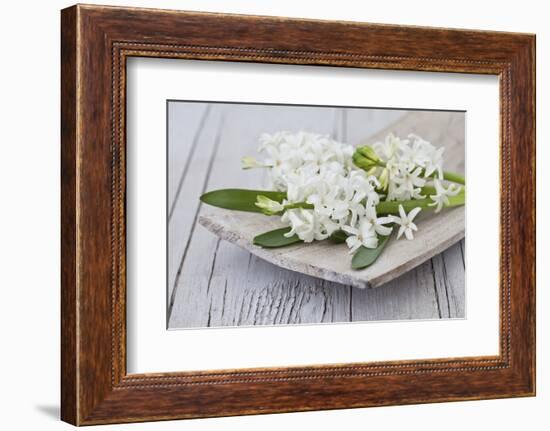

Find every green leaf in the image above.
[253,227,301,248]
[329,230,348,244]
[200,189,286,213]
[351,234,391,270]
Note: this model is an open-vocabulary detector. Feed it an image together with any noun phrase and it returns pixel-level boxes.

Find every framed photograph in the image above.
[61,4,535,425]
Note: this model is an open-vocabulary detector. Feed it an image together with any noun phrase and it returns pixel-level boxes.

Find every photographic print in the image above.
[167,101,465,329]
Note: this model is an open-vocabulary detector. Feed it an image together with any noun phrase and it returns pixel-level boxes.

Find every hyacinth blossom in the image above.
[201,131,465,270]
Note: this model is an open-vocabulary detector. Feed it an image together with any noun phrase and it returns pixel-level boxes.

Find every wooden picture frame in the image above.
[61,4,536,425]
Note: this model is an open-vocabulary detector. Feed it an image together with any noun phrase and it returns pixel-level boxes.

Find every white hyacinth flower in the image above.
[368,133,447,202]
[342,218,379,253]
[428,179,462,213]
[389,166,426,201]
[390,205,422,240]
[373,133,406,160]
[282,208,337,243]
[423,146,445,179]
[407,134,445,178]
[282,209,316,242]
[258,131,355,191]
[363,201,394,236]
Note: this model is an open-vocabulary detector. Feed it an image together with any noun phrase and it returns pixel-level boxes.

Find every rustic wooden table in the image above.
[167,102,465,329]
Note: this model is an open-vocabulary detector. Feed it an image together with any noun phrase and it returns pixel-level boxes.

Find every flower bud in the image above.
[242,156,271,169]
[353,146,381,171]
[255,195,285,215]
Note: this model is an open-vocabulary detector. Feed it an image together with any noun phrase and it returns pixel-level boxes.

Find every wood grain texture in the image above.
[169,104,351,328]
[60,6,78,424]
[196,207,464,288]
[61,4,535,425]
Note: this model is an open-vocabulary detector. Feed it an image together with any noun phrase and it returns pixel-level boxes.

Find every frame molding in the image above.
[61,4,535,425]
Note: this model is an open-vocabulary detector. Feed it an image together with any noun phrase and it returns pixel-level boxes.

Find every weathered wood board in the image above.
[167,103,465,328]
[198,205,464,289]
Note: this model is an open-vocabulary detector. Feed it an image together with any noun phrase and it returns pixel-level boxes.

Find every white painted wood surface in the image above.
[167,102,465,328]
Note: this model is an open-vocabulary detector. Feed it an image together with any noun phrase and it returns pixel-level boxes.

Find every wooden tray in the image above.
[198,110,465,288]
[199,205,464,288]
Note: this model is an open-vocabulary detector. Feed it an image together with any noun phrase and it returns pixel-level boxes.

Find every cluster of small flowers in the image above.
[244,131,355,191]
[248,131,459,253]
[251,131,393,252]
[372,133,460,210]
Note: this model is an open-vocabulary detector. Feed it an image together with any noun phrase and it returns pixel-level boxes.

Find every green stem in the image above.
[274,189,465,217]
[372,160,465,185]
[376,190,465,215]
[439,171,465,185]
[283,202,314,211]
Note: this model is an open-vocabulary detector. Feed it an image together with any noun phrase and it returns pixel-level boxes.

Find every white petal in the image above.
[408,207,422,221]
[363,236,379,249]
[302,209,315,223]
[342,225,359,236]
[389,215,402,225]
[360,220,375,239]
[346,236,361,253]
[375,224,393,236]
[433,178,444,194]
[364,203,377,219]
[404,228,414,240]
[396,225,405,240]
[377,216,393,225]
[284,227,297,238]
[301,232,315,243]
[398,204,407,220]
[448,184,462,195]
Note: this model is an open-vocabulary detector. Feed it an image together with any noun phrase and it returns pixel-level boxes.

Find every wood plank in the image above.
[350,260,440,321]
[167,106,223,305]
[206,252,352,327]
[169,103,351,328]
[431,239,466,318]
[343,107,406,146]
[167,102,209,212]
